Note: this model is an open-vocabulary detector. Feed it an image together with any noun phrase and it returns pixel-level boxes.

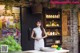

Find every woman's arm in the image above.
[31,30,36,39]
[42,28,47,39]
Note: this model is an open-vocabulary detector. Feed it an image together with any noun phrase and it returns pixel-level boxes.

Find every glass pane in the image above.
[0,6,21,43]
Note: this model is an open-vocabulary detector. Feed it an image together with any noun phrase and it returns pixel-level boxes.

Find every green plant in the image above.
[0,36,22,52]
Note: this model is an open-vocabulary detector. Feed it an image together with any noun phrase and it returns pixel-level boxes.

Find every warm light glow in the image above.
[0,5,5,14]
[6,10,11,14]
[0,5,5,10]
[12,7,20,13]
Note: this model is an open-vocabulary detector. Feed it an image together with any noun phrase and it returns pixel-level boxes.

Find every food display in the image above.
[46,29,60,36]
[55,40,60,44]
[51,44,58,48]
[46,20,60,27]
[44,8,62,47]
[51,44,62,50]
[46,14,60,18]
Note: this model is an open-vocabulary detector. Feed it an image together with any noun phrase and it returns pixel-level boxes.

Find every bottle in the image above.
[51,15,53,18]
[52,15,55,18]
[52,20,55,26]
[55,15,57,18]
[57,24,59,26]
[49,15,51,18]
[53,32,55,35]
[58,12,60,18]
[50,32,53,35]
[58,14,60,18]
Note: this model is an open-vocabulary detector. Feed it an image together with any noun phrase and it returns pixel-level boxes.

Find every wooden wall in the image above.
[62,12,68,36]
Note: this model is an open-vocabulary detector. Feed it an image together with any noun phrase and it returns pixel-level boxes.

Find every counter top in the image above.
[24,49,69,53]
[1,49,69,53]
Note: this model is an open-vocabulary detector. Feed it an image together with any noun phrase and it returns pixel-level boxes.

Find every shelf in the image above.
[47,35,61,37]
[46,26,61,28]
[53,43,61,45]
[44,8,62,47]
[46,43,61,46]
[46,18,61,20]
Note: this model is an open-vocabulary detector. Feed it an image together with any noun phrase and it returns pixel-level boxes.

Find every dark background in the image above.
[20,7,42,51]
[20,7,62,51]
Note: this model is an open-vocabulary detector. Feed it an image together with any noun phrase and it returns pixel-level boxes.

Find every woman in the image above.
[31,20,47,50]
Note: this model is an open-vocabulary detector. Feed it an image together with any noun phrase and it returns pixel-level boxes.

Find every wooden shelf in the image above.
[46,26,61,28]
[47,35,61,37]
[44,8,62,47]
[46,18,61,20]
[46,43,61,46]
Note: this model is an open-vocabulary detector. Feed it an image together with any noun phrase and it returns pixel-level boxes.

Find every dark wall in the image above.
[20,7,42,51]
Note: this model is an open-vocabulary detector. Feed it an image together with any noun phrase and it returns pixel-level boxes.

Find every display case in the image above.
[43,8,62,47]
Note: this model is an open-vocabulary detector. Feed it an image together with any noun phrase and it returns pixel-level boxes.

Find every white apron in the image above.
[33,27,44,50]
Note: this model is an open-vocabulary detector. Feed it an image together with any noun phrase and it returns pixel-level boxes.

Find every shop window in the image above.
[0,5,21,43]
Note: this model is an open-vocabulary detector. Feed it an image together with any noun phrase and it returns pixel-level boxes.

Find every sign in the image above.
[50,0,80,4]
[1,45,8,52]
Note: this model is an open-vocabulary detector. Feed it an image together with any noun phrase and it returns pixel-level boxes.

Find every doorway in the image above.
[20,7,43,51]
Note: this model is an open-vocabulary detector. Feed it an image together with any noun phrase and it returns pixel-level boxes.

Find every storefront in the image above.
[0,0,80,53]
[20,4,79,53]
[18,5,79,53]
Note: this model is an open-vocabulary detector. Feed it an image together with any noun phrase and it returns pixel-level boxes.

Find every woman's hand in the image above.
[35,38,42,41]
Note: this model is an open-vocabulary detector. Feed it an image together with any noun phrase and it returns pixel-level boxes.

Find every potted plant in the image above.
[0,35,22,52]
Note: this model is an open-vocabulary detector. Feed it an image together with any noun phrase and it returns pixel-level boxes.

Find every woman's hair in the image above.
[36,20,45,36]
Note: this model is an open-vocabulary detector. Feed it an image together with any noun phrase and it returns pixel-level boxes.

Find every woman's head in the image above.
[36,20,45,36]
[36,20,42,27]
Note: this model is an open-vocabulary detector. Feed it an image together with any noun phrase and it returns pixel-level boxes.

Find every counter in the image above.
[24,49,69,53]
[1,49,69,53]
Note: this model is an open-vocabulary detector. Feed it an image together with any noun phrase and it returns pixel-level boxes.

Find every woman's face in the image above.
[36,22,41,27]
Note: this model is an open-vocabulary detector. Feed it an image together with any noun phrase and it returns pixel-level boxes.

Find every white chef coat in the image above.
[33,27,44,50]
